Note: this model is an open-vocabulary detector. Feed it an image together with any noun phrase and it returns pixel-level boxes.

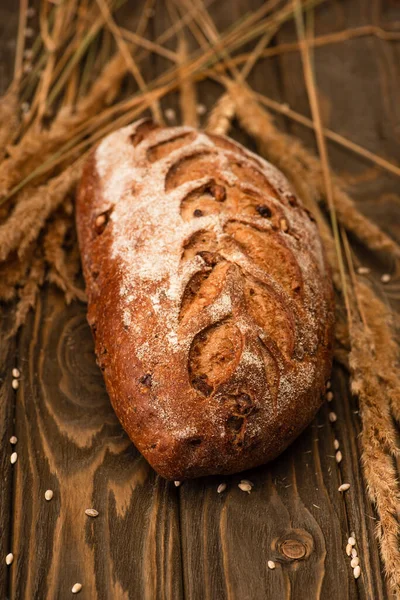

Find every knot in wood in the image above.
[274,529,313,563]
[279,539,307,561]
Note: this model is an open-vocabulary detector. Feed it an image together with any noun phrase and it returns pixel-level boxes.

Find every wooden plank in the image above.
[0,314,17,600]
[9,288,183,599]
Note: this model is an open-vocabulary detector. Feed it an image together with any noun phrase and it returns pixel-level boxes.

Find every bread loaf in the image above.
[76,119,334,479]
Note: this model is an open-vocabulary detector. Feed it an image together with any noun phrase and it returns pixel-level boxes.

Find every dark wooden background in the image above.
[1,1,400,598]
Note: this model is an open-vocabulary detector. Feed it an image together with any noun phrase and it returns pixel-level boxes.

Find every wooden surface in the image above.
[1,1,400,598]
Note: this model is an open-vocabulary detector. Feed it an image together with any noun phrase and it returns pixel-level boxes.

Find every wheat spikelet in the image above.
[0,252,30,302]
[349,318,400,591]
[43,214,86,303]
[355,280,400,424]
[0,84,19,161]
[350,322,400,457]
[10,248,45,337]
[0,161,82,262]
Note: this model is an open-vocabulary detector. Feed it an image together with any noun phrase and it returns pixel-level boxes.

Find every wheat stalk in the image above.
[177,32,198,127]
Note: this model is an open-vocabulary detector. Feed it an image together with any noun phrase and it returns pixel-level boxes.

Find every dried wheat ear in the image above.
[76,118,334,479]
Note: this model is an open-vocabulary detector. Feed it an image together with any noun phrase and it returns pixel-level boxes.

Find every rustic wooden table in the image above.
[1,1,399,598]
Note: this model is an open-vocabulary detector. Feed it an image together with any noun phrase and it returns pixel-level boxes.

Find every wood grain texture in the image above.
[9,289,183,599]
[1,0,400,598]
[0,314,17,600]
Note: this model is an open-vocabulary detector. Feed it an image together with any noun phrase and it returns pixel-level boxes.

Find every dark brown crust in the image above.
[76,120,335,480]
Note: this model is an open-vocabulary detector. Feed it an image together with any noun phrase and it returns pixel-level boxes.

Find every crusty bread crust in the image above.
[76,120,334,479]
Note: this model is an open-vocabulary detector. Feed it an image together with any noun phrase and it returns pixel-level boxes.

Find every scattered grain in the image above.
[326,391,334,402]
[351,557,360,568]
[357,266,370,275]
[338,483,350,492]
[5,553,13,565]
[10,452,18,464]
[351,548,358,558]
[329,411,337,423]
[267,560,276,570]
[240,479,254,488]
[346,544,352,556]
[348,536,356,546]
[326,380,331,389]
[174,480,182,487]
[72,583,82,594]
[335,451,343,464]
[24,27,34,37]
[45,490,54,501]
[217,483,226,494]
[196,103,206,115]
[9,436,17,445]
[164,108,176,122]
[27,7,36,17]
[12,379,19,390]
[85,508,99,517]
[353,565,361,579]
[238,482,252,493]
[12,368,20,378]
[333,439,339,450]
[381,273,391,284]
